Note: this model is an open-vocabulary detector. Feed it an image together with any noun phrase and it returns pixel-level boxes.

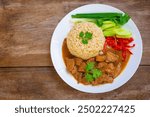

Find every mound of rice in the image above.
[67,22,105,60]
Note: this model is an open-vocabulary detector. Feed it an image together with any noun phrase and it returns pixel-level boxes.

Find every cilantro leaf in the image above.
[82,39,88,44]
[92,69,102,79]
[79,31,84,38]
[84,62,103,82]
[85,32,93,40]
[79,31,93,44]
[85,62,95,72]
[85,73,93,82]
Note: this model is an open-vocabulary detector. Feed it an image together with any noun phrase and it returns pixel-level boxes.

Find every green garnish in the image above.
[79,31,84,37]
[96,19,103,27]
[79,31,93,44]
[92,69,102,79]
[101,21,116,30]
[82,39,88,44]
[85,62,102,82]
[72,13,123,19]
[72,13,131,38]
[84,32,92,39]
[72,12,130,26]
[85,62,95,72]
[103,25,132,38]
[119,13,130,25]
[85,73,93,82]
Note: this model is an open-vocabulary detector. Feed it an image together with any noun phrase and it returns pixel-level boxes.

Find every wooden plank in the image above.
[0,66,149,99]
[0,0,149,67]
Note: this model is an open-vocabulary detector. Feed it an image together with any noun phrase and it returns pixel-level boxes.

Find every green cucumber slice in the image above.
[103,30,116,36]
[115,28,132,38]
[101,23,116,30]
[103,21,115,24]
[116,34,131,38]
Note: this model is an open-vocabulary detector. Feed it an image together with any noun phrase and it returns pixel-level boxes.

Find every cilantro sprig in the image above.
[92,69,102,79]
[85,62,102,82]
[85,62,95,72]
[79,31,93,44]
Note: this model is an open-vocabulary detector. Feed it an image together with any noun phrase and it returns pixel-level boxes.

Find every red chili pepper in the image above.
[105,36,135,61]
[125,44,135,48]
[127,49,133,54]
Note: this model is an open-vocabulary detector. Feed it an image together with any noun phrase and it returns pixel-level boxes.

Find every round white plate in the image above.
[50,4,142,93]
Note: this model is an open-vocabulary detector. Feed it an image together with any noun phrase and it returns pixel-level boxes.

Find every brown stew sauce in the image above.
[62,39,130,85]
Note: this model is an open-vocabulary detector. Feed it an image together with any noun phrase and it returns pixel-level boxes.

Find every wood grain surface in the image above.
[0,0,149,99]
[0,66,149,100]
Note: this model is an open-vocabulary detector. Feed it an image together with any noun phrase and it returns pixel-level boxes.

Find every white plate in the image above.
[50,4,142,93]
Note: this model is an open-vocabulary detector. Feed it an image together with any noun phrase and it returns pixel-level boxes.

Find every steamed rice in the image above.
[67,22,105,60]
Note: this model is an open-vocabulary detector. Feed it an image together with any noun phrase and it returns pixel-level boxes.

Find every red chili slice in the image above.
[105,36,135,61]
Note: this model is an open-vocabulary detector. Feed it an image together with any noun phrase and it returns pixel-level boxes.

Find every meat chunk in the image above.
[80,77,90,85]
[71,66,77,75]
[101,74,113,83]
[87,57,95,63]
[92,74,113,85]
[75,58,83,66]
[74,72,83,82]
[78,62,86,72]
[114,63,122,77]
[107,63,115,70]
[65,58,75,72]
[106,51,119,62]
[96,55,106,62]
[105,63,115,77]
[97,62,107,68]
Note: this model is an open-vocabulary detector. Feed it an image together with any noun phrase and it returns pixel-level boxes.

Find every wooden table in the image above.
[0,0,149,99]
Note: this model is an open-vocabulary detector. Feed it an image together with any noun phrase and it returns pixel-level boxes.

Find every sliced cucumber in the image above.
[103,21,115,24]
[115,28,132,38]
[103,30,116,36]
[103,26,120,36]
[116,34,132,38]
[101,21,116,30]
[104,26,120,31]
